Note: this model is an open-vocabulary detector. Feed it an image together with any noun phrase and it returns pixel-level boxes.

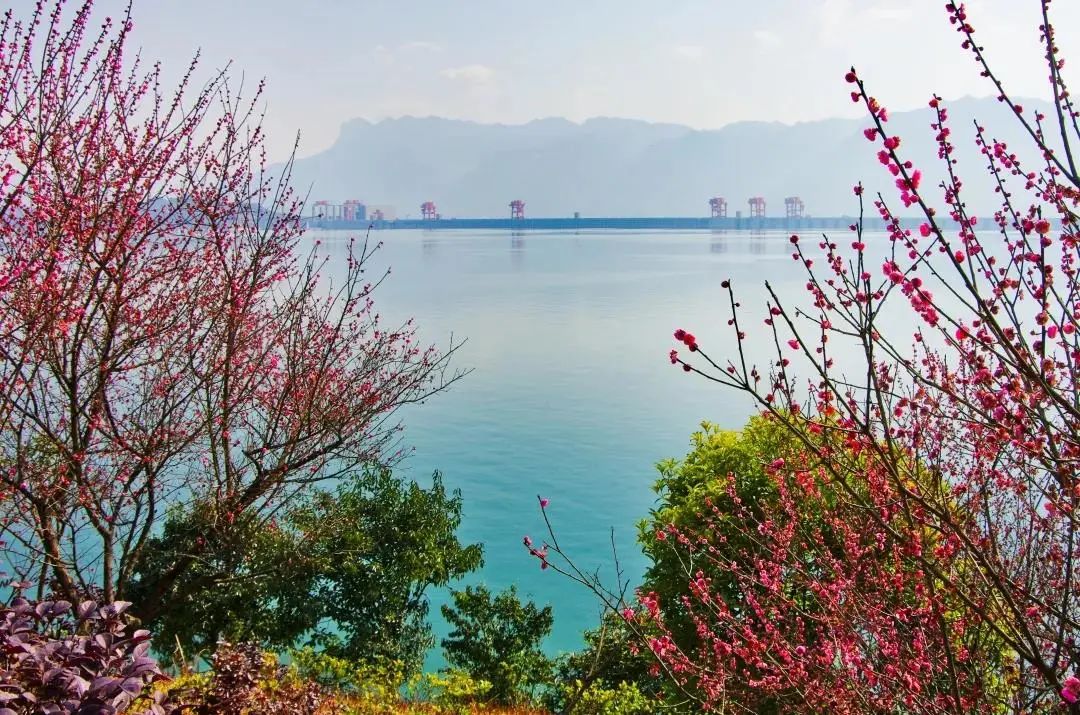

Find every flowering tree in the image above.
[648,418,1015,712]
[649,1,1080,711]
[531,421,1008,712]
[533,1,1080,712]
[0,0,460,615]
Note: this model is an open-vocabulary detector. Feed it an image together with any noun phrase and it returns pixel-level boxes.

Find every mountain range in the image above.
[286,96,1053,219]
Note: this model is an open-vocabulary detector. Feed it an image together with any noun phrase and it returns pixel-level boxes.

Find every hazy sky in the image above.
[20,1,1079,160]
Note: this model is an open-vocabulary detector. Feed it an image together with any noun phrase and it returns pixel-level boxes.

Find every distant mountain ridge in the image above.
[286,97,1052,219]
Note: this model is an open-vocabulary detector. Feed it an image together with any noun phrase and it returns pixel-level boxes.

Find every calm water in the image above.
[316,229,828,666]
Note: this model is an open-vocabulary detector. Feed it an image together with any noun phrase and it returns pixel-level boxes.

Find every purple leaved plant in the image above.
[0,597,171,714]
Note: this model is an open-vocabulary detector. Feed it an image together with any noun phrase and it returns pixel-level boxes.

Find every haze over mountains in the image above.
[288,96,1052,219]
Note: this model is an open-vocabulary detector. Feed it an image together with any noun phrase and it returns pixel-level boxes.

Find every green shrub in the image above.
[406,669,494,713]
[133,468,483,675]
[440,584,554,706]
[566,680,653,715]
[289,646,407,706]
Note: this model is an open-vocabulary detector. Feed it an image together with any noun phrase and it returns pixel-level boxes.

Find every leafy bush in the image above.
[164,644,513,715]
[641,418,796,646]
[546,613,660,713]
[165,642,322,714]
[0,597,170,715]
[440,585,553,706]
[290,646,406,707]
[135,469,482,675]
[406,669,494,714]
[562,681,652,715]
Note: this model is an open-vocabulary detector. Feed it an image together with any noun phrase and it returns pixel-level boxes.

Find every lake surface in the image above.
[315,228,840,666]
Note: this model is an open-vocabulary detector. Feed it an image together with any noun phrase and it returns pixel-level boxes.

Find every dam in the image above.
[304,197,899,232]
[304,215,893,232]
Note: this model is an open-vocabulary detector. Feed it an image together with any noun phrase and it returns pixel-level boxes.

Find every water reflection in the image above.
[507,232,524,270]
[709,229,728,254]
[422,232,440,255]
[749,231,766,254]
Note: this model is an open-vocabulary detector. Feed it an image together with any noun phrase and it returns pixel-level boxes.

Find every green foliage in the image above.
[522,419,798,714]
[406,669,494,714]
[127,499,313,658]
[148,670,211,708]
[440,584,554,706]
[301,468,485,670]
[289,646,407,706]
[563,680,653,715]
[640,417,798,643]
[159,643,539,714]
[130,468,483,674]
[631,417,853,711]
[636,416,1012,711]
[546,612,660,713]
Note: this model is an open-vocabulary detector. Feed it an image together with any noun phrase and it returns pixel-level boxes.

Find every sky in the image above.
[16,1,1080,161]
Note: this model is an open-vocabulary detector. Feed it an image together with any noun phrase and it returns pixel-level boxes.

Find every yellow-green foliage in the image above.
[136,670,211,710]
[291,646,408,706]
[563,681,653,715]
[650,416,796,524]
[405,669,494,714]
[149,645,543,715]
[160,670,212,694]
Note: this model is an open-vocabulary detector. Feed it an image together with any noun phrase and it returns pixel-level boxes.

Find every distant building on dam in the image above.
[307,200,397,226]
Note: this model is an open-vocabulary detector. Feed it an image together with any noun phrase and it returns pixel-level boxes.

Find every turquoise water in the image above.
[316,229,814,665]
